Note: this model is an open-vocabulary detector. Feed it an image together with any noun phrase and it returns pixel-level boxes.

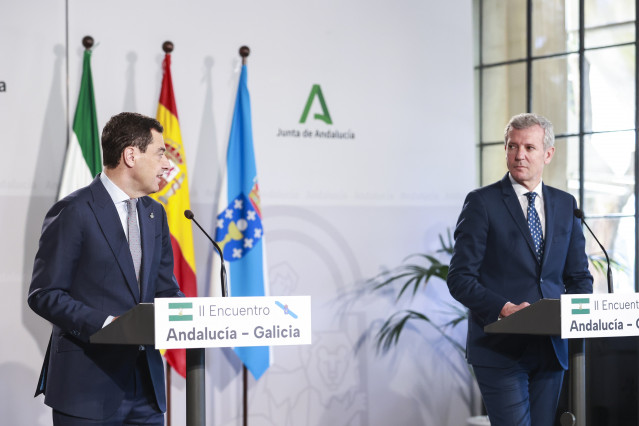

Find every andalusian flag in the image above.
[58,49,101,199]
[215,63,271,379]
[152,52,198,378]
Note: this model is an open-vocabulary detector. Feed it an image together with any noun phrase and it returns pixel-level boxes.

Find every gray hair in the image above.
[504,113,555,150]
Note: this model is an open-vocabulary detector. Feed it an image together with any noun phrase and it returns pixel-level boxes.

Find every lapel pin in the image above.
[150,212,155,219]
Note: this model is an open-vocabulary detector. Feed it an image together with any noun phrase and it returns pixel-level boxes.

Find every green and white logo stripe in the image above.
[571,297,590,315]
[169,302,193,321]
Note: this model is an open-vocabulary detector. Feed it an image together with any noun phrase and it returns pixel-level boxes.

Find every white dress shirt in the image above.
[508,173,546,238]
[99,172,139,241]
[99,172,139,327]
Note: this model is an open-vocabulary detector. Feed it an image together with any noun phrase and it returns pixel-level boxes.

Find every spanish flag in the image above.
[152,52,198,378]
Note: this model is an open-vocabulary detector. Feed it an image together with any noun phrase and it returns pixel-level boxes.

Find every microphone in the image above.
[184,210,228,297]
[574,209,613,293]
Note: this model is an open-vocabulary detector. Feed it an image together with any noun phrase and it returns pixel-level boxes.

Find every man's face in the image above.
[505,124,554,191]
[132,129,170,196]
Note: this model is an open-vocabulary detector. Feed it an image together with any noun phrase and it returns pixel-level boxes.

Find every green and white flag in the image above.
[58,49,101,200]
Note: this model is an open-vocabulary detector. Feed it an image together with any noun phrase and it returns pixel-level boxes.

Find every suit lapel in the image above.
[500,174,540,262]
[88,176,141,301]
[137,197,157,302]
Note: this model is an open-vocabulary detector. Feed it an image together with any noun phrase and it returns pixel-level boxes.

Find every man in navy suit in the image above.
[28,112,184,425]
[447,113,593,426]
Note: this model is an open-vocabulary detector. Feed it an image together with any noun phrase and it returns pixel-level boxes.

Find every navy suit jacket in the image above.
[447,174,593,369]
[28,175,183,419]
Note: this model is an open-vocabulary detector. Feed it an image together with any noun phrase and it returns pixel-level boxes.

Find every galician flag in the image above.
[151,52,198,378]
[58,49,101,199]
[215,63,271,380]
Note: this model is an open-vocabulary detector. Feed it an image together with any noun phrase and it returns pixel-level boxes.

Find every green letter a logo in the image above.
[299,84,332,124]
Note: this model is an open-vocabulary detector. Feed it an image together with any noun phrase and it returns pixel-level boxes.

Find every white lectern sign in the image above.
[561,293,639,338]
[154,296,312,349]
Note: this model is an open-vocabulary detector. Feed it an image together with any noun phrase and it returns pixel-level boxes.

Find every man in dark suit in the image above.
[447,113,593,426]
[28,112,184,425]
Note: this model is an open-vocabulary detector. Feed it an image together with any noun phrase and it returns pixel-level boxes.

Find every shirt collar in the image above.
[508,173,543,199]
[100,172,131,205]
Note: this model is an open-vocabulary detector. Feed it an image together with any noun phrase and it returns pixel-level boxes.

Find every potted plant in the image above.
[371,230,465,354]
[367,230,488,425]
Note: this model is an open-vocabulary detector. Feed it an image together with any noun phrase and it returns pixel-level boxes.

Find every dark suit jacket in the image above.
[28,175,183,420]
[447,174,593,369]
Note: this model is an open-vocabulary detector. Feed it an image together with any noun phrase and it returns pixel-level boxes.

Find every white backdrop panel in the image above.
[0,1,68,424]
[1,1,476,425]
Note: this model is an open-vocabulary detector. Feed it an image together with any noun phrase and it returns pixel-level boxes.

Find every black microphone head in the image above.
[574,209,584,219]
[184,210,194,220]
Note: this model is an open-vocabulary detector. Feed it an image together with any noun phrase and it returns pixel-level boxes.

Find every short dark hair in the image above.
[101,112,164,168]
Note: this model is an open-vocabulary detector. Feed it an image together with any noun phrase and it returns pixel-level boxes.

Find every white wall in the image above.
[0,1,476,425]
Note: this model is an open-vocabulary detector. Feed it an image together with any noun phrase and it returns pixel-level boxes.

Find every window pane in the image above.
[480,143,507,185]
[543,136,578,193]
[481,63,527,142]
[586,22,635,49]
[585,216,635,294]
[531,54,580,135]
[475,69,481,142]
[532,0,579,56]
[482,0,527,64]
[585,0,635,49]
[583,131,635,215]
[473,0,481,66]
[584,46,635,132]
[564,136,581,198]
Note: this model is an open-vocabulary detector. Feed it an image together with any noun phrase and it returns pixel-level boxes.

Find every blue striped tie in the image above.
[525,192,544,263]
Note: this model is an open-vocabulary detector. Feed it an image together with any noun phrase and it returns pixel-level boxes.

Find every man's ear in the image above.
[122,146,135,168]
[544,146,555,165]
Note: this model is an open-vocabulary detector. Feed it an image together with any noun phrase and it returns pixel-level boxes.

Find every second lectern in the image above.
[484,299,585,426]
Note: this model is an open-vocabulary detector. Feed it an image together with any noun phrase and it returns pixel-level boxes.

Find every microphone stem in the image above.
[189,216,228,297]
[580,218,613,293]
[607,267,614,294]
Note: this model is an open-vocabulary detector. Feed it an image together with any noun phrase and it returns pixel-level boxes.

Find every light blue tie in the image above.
[525,192,544,263]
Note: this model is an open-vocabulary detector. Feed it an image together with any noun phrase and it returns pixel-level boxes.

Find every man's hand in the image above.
[499,301,530,318]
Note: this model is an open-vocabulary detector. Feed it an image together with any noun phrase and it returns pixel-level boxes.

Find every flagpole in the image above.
[158,40,206,426]
[243,365,248,426]
[162,39,174,426]
[81,35,93,50]
[166,364,171,426]
[240,45,250,65]
[239,45,251,426]
[162,40,174,55]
